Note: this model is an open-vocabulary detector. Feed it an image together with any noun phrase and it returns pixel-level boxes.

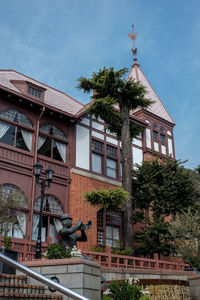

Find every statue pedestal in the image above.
[19,257,101,300]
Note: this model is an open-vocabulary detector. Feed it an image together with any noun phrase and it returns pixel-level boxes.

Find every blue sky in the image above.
[0,0,199,169]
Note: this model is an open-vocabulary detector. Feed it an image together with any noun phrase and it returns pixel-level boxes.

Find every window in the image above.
[106,145,117,179]
[97,209,122,247]
[0,184,27,239]
[28,87,41,99]
[153,131,158,140]
[106,158,117,179]
[32,195,63,243]
[106,145,117,158]
[151,122,171,156]
[92,139,103,152]
[38,124,67,162]
[91,140,103,174]
[120,150,122,179]
[160,134,165,143]
[0,109,33,151]
[91,140,119,179]
[160,126,165,133]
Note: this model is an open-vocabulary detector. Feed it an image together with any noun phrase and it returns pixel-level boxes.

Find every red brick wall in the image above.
[69,172,117,250]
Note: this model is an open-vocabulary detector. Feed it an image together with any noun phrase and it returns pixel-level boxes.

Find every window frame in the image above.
[0,110,34,152]
[97,209,122,247]
[91,138,120,179]
[28,86,41,99]
[32,195,63,243]
[147,120,173,157]
[91,139,104,175]
[37,124,67,163]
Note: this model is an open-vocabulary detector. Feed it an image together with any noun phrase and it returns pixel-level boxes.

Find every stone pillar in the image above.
[18,257,101,300]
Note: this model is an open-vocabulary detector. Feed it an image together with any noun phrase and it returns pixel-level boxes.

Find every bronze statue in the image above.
[58,213,92,248]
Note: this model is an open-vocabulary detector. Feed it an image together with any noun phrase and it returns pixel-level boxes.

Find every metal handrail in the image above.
[0,253,91,300]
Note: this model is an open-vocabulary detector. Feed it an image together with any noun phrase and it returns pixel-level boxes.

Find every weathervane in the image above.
[128,24,138,61]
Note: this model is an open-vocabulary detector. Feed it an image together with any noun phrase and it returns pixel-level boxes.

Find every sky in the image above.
[0,0,199,169]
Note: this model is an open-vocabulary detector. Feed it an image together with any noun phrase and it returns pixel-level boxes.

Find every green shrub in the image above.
[4,235,11,249]
[84,187,128,209]
[45,243,71,259]
[90,244,106,252]
[189,254,200,269]
[103,280,142,300]
[111,246,132,256]
[103,278,151,300]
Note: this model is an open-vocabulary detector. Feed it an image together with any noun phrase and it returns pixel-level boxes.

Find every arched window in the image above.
[97,209,122,247]
[37,124,67,162]
[0,184,28,239]
[32,195,63,243]
[0,109,33,151]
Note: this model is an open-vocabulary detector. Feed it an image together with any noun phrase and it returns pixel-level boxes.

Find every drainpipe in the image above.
[29,107,45,241]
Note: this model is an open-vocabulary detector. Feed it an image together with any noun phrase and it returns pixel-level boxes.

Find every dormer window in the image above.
[10,80,46,102]
[28,87,41,99]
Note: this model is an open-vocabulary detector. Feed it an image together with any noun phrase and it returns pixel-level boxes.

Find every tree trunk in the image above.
[121,105,134,252]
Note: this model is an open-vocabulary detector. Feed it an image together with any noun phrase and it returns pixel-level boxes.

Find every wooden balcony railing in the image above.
[0,238,189,271]
[0,237,47,262]
[82,248,189,271]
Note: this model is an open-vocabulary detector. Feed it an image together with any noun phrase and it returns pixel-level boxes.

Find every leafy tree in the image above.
[0,186,27,237]
[77,67,152,249]
[170,206,200,266]
[134,217,174,258]
[132,158,198,257]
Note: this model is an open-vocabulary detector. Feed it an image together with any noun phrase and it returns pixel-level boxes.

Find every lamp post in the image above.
[33,161,54,259]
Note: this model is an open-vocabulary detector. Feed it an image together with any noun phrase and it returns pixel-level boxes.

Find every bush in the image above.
[90,244,106,252]
[4,235,11,249]
[45,243,71,259]
[111,246,132,256]
[189,253,200,269]
[103,279,142,300]
[103,278,151,300]
[84,187,129,209]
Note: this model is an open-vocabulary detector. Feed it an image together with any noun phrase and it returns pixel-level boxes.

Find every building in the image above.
[0,57,175,259]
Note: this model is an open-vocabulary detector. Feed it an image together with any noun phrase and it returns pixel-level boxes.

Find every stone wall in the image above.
[17,257,101,300]
[102,267,193,282]
[188,275,200,300]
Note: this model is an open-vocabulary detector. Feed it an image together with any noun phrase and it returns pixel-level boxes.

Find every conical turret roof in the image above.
[129,60,175,124]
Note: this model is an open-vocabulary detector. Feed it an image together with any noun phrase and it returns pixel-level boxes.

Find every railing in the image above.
[0,253,91,300]
[82,249,189,271]
[0,237,47,261]
[0,238,189,271]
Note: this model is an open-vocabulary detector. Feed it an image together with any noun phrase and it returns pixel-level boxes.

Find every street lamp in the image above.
[33,161,54,259]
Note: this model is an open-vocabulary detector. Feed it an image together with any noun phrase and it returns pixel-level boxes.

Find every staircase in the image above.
[0,274,62,299]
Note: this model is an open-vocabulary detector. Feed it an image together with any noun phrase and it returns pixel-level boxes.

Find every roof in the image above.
[128,61,175,124]
[0,69,84,115]
[0,67,175,125]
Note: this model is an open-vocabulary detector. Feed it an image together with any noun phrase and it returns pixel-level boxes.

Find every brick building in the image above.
[0,59,175,259]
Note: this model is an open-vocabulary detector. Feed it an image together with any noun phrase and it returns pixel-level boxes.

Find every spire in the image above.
[128,24,139,66]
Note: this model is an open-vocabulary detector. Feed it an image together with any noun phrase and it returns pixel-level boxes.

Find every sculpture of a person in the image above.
[58,213,87,248]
